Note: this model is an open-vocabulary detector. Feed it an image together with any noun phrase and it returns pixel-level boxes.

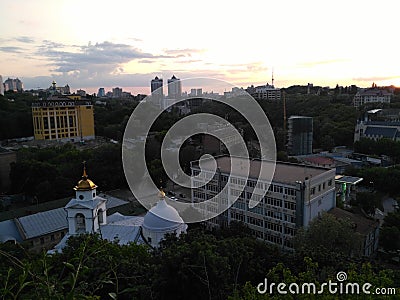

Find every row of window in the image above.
[310,179,333,196]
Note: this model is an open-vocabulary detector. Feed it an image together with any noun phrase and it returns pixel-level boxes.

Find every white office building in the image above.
[191,156,336,249]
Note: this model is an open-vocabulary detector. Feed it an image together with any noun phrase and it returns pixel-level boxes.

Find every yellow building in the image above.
[32,95,95,141]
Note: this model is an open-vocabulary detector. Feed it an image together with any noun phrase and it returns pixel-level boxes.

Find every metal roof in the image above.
[364,126,397,138]
[335,175,363,185]
[0,219,23,242]
[4,194,129,241]
[100,214,144,245]
[16,208,67,240]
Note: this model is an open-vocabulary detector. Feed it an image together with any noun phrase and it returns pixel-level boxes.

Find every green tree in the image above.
[294,213,363,266]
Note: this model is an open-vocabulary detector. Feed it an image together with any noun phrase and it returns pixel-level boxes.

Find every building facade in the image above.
[354,120,400,142]
[167,75,182,99]
[4,77,23,92]
[97,88,106,97]
[287,116,313,156]
[247,84,281,101]
[190,156,336,250]
[353,88,392,107]
[32,94,95,142]
[151,76,163,95]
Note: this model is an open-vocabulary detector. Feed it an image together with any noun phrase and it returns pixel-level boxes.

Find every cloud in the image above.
[297,59,348,68]
[163,48,205,57]
[15,36,35,43]
[36,40,159,75]
[352,75,400,82]
[0,46,25,53]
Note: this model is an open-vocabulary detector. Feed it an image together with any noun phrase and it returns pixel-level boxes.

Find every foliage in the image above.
[352,192,381,215]
[294,213,363,266]
[8,144,126,202]
[354,138,400,163]
[0,92,36,139]
[350,166,400,197]
[0,223,398,299]
[380,210,400,252]
[94,99,137,141]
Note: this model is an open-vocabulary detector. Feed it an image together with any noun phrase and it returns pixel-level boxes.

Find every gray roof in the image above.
[364,126,397,138]
[51,213,145,252]
[194,156,332,185]
[99,194,128,209]
[335,176,363,185]
[1,193,130,241]
[16,208,67,240]
[100,213,144,245]
[0,219,22,242]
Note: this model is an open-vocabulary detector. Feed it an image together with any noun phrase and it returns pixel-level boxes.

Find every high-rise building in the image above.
[167,75,182,99]
[287,116,313,156]
[112,87,122,98]
[4,77,23,92]
[32,93,95,142]
[151,76,163,95]
[191,156,336,249]
[97,88,105,97]
[0,75,4,95]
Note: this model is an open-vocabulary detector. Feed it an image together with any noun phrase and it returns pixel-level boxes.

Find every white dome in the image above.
[143,200,184,231]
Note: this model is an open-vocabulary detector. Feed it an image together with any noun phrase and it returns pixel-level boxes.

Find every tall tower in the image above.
[151,76,163,95]
[287,116,313,156]
[167,75,182,99]
[65,164,107,235]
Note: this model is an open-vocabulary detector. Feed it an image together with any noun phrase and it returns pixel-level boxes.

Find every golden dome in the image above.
[158,189,166,198]
[74,165,97,191]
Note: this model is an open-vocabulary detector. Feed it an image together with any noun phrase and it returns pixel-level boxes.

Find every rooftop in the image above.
[364,126,397,138]
[15,207,67,240]
[335,175,363,185]
[302,156,335,166]
[328,207,378,236]
[193,156,332,184]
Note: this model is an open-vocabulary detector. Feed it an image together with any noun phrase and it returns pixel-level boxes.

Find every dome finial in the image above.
[159,188,166,198]
[82,161,88,179]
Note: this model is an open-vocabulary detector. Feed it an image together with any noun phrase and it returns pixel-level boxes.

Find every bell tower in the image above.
[65,162,107,235]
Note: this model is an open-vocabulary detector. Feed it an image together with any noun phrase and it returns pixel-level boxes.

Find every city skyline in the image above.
[1,0,399,94]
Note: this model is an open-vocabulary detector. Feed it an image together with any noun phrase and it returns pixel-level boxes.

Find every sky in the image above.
[1,0,399,95]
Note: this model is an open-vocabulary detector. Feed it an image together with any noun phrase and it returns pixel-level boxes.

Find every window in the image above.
[98,209,104,224]
[148,237,152,243]
[50,234,55,241]
[40,237,44,245]
[75,213,86,232]
[310,187,316,195]
[328,179,332,186]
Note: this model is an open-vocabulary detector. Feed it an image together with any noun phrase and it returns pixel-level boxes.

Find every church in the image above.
[52,166,188,252]
[0,166,187,252]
